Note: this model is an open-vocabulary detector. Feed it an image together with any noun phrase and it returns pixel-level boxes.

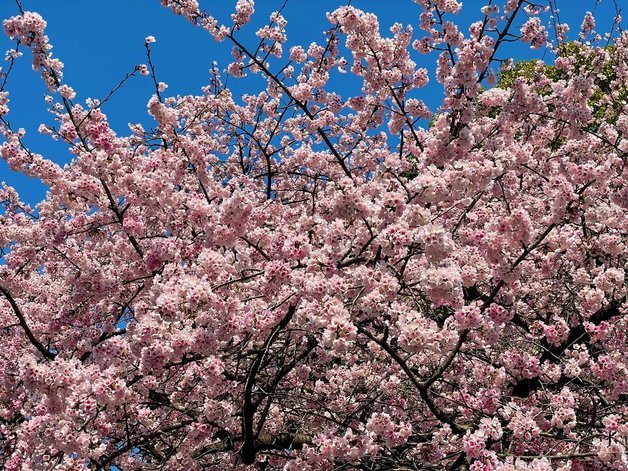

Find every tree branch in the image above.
[241,304,297,465]
[0,285,55,360]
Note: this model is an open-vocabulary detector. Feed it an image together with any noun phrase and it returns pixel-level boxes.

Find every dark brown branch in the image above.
[512,297,625,397]
[0,285,55,360]
[357,326,466,434]
[257,432,313,451]
[241,304,297,465]
[96,420,193,469]
[255,335,318,439]
[227,34,353,180]
[100,180,144,259]
[80,283,144,362]
[422,331,467,389]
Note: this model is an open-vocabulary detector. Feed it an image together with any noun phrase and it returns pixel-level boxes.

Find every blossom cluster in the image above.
[0,1,626,470]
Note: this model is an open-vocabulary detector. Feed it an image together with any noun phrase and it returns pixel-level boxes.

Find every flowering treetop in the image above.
[0,0,626,469]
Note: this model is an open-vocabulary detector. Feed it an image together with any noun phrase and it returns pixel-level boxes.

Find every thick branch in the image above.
[241,304,297,465]
[512,297,624,397]
[0,285,55,360]
[358,326,466,434]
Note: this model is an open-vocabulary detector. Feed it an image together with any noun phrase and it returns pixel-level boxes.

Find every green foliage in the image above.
[496,42,626,126]
[496,59,561,90]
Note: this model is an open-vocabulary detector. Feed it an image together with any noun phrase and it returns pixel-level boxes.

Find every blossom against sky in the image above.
[0,0,620,204]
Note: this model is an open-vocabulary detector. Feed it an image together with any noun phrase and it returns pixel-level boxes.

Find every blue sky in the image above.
[0,0,619,206]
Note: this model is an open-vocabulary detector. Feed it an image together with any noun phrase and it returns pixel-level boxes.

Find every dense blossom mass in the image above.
[0,0,627,469]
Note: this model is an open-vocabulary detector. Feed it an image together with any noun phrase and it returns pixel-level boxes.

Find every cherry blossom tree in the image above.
[0,0,627,469]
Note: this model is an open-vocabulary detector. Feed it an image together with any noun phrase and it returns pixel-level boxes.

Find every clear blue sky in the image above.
[0,0,618,206]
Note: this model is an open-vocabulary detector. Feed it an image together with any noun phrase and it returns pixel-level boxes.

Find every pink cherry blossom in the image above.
[0,1,626,469]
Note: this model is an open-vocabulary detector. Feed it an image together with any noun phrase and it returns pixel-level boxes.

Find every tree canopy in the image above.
[0,1,626,470]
